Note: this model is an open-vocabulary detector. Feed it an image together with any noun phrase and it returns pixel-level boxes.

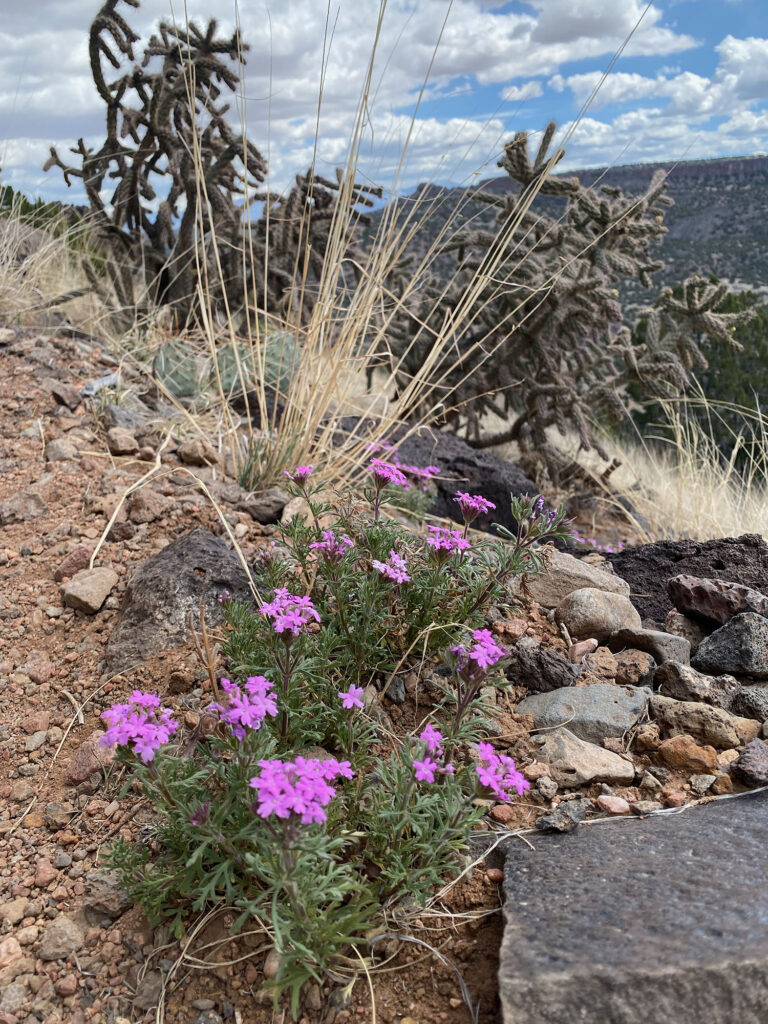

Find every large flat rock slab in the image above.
[500,791,768,1023]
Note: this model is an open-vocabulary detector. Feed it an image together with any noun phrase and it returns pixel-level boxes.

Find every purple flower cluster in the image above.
[454,491,496,524]
[211,676,278,739]
[426,526,470,557]
[571,529,623,555]
[475,742,529,801]
[284,464,314,485]
[372,549,410,584]
[529,494,558,528]
[260,588,321,636]
[368,458,409,490]
[338,683,364,709]
[100,690,178,762]
[412,723,455,783]
[394,460,440,493]
[452,628,506,680]
[250,756,354,824]
[309,530,354,563]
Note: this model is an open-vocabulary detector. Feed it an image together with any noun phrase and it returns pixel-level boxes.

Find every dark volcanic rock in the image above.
[732,739,768,786]
[103,527,254,673]
[733,685,768,723]
[505,636,581,692]
[691,612,768,679]
[500,790,768,1024]
[392,429,539,533]
[606,534,768,623]
[668,573,768,625]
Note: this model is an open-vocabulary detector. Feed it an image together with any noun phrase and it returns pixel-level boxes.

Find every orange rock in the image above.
[657,734,718,773]
[711,773,733,795]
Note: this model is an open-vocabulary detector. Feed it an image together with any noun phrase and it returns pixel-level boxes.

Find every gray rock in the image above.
[650,694,746,749]
[45,438,79,461]
[133,969,164,1012]
[82,870,133,922]
[0,983,28,1012]
[178,438,218,465]
[239,486,291,524]
[127,490,172,524]
[610,626,691,666]
[655,661,741,711]
[517,684,649,745]
[692,613,768,679]
[509,549,630,608]
[664,609,707,654]
[106,427,139,456]
[39,916,85,960]
[103,527,254,673]
[61,567,118,614]
[690,773,716,796]
[556,588,641,642]
[0,490,47,524]
[500,789,768,1024]
[505,636,582,693]
[48,381,82,410]
[535,797,593,833]
[531,728,635,787]
[668,573,768,625]
[733,685,768,723]
[732,739,768,786]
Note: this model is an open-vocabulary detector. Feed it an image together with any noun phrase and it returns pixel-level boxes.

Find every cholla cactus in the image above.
[384,123,747,488]
[44,0,378,333]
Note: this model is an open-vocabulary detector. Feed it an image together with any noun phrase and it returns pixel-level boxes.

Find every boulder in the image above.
[668,573,768,625]
[103,527,254,673]
[556,588,641,641]
[655,662,741,711]
[733,685,768,723]
[517,684,650,745]
[606,534,768,623]
[500,790,768,1024]
[664,609,707,654]
[509,548,630,608]
[609,626,690,666]
[393,429,539,534]
[649,694,753,750]
[692,613,768,679]
[531,728,635,787]
[732,739,768,786]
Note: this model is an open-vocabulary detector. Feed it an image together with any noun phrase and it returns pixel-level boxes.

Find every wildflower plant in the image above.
[104,473,569,1013]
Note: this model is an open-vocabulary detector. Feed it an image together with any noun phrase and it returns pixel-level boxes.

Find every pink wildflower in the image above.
[426,526,470,557]
[211,676,278,739]
[284,464,314,484]
[468,628,505,672]
[309,530,354,563]
[249,756,354,824]
[412,756,438,783]
[338,684,365,710]
[368,458,409,490]
[260,587,321,636]
[419,723,444,754]
[454,491,496,523]
[100,691,178,762]
[372,550,410,584]
[475,742,529,801]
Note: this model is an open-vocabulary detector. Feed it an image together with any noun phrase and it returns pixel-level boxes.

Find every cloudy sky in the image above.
[1,0,766,203]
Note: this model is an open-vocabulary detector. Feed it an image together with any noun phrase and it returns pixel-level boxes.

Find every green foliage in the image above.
[104,472,570,1011]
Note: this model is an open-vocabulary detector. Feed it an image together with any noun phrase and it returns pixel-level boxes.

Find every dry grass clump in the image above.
[0,202,104,334]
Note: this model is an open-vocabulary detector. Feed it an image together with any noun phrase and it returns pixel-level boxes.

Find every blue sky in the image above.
[1,0,766,201]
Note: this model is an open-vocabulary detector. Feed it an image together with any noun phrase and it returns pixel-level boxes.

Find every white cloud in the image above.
[500,81,543,102]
